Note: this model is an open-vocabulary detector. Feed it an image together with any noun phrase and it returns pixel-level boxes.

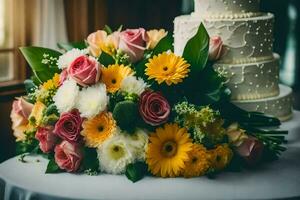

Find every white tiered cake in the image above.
[174,0,293,121]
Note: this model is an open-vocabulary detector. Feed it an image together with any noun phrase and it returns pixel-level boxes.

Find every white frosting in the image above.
[233,84,293,121]
[174,13,274,64]
[194,0,261,19]
[214,54,280,100]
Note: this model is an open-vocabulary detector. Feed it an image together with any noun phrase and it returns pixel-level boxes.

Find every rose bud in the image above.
[54,141,83,172]
[139,90,170,126]
[209,36,226,61]
[119,28,149,63]
[35,126,58,153]
[226,123,249,147]
[54,109,83,143]
[68,55,101,87]
[236,137,264,166]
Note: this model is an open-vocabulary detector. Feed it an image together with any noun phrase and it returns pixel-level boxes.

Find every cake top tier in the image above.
[194,0,261,19]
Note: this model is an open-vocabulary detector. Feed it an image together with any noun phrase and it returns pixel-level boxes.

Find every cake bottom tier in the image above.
[232,84,293,121]
[214,54,280,100]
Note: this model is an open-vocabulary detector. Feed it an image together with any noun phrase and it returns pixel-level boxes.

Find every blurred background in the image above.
[0,0,299,163]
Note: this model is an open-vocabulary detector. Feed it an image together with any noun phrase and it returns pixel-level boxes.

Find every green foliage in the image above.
[104,25,113,34]
[182,23,209,72]
[46,158,61,173]
[112,100,139,133]
[152,33,173,56]
[57,41,87,51]
[174,102,226,147]
[20,47,62,84]
[98,51,115,66]
[81,147,99,173]
[125,162,148,183]
[45,104,59,116]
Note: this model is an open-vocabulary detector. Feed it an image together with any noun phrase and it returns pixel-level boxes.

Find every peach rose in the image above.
[10,98,34,141]
[87,30,119,57]
[146,29,168,49]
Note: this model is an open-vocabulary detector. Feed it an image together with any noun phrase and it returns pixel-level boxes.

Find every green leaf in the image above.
[125,162,148,183]
[57,41,87,51]
[182,23,209,71]
[98,51,115,66]
[20,47,62,83]
[104,25,113,34]
[152,33,173,56]
[112,100,139,133]
[82,147,99,172]
[46,158,61,173]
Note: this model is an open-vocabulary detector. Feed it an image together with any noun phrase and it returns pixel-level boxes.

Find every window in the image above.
[0,0,26,84]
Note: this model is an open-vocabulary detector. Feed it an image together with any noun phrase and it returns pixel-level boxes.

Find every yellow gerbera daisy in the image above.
[41,73,60,90]
[145,52,190,85]
[146,123,193,177]
[209,144,233,171]
[29,101,46,127]
[101,64,133,93]
[81,112,116,148]
[183,144,210,178]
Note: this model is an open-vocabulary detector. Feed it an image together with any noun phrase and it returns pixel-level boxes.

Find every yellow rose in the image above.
[146,29,168,49]
[87,30,119,57]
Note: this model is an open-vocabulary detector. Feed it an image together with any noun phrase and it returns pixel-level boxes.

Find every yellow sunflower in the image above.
[146,123,193,178]
[41,73,60,90]
[209,144,233,171]
[101,64,133,93]
[183,144,210,178]
[145,52,190,85]
[81,112,116,148]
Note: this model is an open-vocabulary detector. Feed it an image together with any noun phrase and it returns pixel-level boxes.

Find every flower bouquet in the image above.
[11,24,287,182]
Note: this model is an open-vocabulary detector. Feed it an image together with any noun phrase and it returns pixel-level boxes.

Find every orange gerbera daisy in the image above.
[81,112,116,147]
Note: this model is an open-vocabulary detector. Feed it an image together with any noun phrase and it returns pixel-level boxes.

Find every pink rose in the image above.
[119,28,149,63]
[209,36,226,61]
[68,55,101,86]
[139,90,170,126]
[236,137,264,166]
[35,127,58,153]
[54,141,83,172]
[54,109,83,143]
[59,69,68,86]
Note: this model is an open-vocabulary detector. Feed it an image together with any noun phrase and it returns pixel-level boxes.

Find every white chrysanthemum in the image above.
[76,83,108,119]
[53,79,79,113]
[97,132,134,174]
[120,75,148,96]
[57,48,88,69]
[123,129,149,161]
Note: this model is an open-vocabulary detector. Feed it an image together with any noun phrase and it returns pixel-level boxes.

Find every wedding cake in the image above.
[174,0,293,121]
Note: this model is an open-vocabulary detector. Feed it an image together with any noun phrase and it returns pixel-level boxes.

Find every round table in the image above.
[1,112,300,200]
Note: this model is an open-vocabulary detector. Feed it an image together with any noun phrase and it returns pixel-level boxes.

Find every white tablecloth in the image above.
[1,112,300,200]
